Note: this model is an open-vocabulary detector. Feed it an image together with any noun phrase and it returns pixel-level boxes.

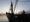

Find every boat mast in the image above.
[11,1,13,14]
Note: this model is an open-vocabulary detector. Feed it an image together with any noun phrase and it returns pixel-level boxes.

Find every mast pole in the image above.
[11,0,13,14]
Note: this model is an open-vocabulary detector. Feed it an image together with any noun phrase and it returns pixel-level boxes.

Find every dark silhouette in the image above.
[6,0,30,22]
[6,10,30,22]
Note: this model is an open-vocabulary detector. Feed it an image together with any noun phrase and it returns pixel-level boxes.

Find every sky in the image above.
[0,0,30,13]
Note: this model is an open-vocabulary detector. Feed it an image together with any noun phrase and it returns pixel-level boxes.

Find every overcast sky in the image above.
[0,0,30,13]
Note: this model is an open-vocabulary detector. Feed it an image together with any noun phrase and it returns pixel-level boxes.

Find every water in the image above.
[0,15,9,22]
